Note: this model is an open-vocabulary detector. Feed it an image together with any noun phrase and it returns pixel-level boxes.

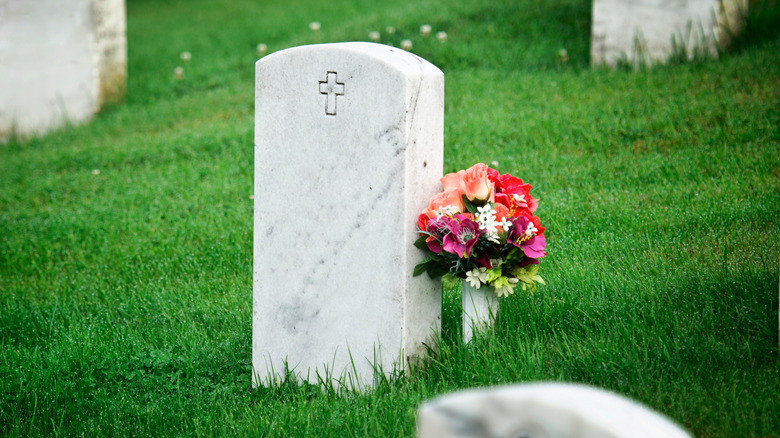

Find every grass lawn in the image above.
[1,0,779,436]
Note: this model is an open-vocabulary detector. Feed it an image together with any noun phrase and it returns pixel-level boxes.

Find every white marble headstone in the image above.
[591,0,747,67]
[0,0,127,141]
[253,42,443,389]
[417,383,691,438]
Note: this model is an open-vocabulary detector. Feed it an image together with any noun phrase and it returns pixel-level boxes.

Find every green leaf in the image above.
[509,264,544,293]
[483,267,502,283]
[427,263,450,279]
[413,258,432,276]
[461,194,479,215]
[505,248,524,262]
[414,234,429,250]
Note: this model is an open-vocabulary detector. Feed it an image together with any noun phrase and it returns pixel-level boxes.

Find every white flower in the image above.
[91,169,100,175]
[486,229,500,244]
[174,66,184,79]
[257,43,267,56]
[476,204,496,217]
[500,217,512,232]
[309,22,321,31]
[513,193,525,203]
[489,258,503,268]
[525,222,538,236]
[420,24,432,37]
[465,269,483,288]
[180,51,191,61]
[436,31,447,42]
[368,31,380,42]
[475,205,500,233]
[386,26,396,34]
[401,39,413,50]
[558,48,569,62]
[491,160,499,167]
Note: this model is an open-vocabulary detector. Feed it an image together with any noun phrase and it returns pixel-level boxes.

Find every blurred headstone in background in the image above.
[591,0,748,67]
[0,0,127,141]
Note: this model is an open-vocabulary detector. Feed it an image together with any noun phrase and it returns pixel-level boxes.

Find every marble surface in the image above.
[0,0,126,141]
[417,383,691,438]
[253,42,443,389]
[591,0,747,67]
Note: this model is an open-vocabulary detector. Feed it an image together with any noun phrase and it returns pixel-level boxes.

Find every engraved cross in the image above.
[318,71,345,116]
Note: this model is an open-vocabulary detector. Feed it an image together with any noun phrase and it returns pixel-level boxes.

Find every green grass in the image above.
[1,0,779,436]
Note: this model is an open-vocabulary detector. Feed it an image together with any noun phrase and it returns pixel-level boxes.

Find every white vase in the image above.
[462,282,498,343]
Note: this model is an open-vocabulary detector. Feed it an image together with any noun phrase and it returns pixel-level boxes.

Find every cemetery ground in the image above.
[0,0,778,436]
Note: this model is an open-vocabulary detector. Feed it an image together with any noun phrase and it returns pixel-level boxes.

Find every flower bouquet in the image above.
[413,163,547,340]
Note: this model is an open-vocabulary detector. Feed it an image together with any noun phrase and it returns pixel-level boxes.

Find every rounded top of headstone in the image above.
[417,383,691,438]
[256,42,442,78]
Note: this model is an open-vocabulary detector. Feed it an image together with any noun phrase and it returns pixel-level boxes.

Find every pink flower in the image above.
[423,217,451,253]
[441,169,467,194]
[507,216,547,259]
[421,189,464,219]
[515,209,545,235]
[442,217,482,258]
[521,234,546,258]
[441,163,494,202]
[462,163,494,201]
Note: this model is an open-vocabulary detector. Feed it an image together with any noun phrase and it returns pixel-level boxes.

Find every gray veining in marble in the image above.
[253,42,443,389]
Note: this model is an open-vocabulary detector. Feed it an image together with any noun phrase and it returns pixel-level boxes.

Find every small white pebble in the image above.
[386,26,395,34]
[401,39,412,50]
[174,66,184,80]
[92,169,100,175]
[257,43,267,56]
[180,51,191,61]
[436,31,447,42]
[420,24,432,37]
[558,48,569,62]
[368,31,380,42]
[309,21,321,31]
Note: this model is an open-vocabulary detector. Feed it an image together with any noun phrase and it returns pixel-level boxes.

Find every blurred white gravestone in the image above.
[591,0,747,67]
[253,42,443,389]
[0,0,127,141]
[417,383,692,438]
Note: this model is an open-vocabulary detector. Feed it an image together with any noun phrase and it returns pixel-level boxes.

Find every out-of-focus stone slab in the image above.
[418,383,692,438]
[0,0,126,141]
[591,0,747,67]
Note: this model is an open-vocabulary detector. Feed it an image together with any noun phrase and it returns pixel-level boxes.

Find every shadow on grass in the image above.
[728,0,780,53]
